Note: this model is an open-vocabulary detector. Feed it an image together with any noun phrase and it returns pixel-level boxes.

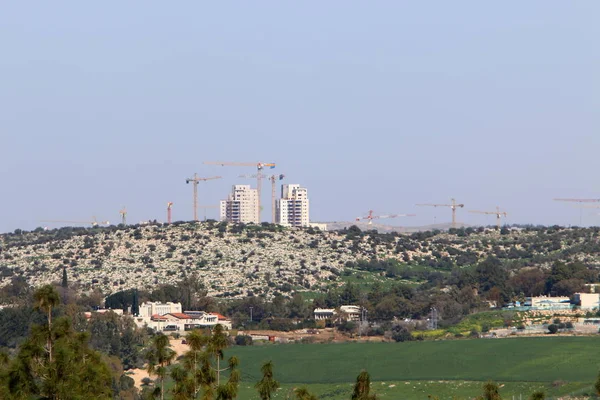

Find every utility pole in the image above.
[185,174,222,222]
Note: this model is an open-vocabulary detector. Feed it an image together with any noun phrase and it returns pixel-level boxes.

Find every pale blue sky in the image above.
[1,2,598,232]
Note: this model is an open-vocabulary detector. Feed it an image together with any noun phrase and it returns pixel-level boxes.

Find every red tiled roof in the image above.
[167,313,191,319]
[151,314,168,321]
[209,313,230,321]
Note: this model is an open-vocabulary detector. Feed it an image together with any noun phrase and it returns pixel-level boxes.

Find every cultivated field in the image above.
[225,337,600,399]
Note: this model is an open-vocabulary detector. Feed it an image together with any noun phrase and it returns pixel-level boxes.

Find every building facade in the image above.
[276,184,310,227]
[220,185,259,224]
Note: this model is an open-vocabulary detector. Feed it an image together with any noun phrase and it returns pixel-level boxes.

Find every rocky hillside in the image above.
[2,222,600,298]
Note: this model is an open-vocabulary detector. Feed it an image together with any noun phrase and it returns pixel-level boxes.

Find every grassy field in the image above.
[224,337,600,399]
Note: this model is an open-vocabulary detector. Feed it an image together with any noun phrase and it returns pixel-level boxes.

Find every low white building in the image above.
[138,301,182,318]
[575,293,600,310]
[528,296,571,310]
[314,305,363,322]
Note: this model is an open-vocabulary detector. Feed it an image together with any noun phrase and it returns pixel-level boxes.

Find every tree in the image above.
[131,289,140,316]
[61,267,68,288]
[529,390,545,400]
[547,324,558,334]
[146,333,176,400]
[294,387,319,400]
[7,316,113,399]
[33,284,60,362]
[351,370,377,400]
[255,360,280,400]
[595,370,600,396]
[477,381,501,400]
[209,324,229,386]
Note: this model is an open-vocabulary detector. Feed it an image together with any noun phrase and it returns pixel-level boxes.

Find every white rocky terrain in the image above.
[1,222,599,298]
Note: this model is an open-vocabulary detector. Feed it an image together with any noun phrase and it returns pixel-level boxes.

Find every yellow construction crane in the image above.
[204,161,276,222]
[469,206,507,229]
[40,217,110,227]
[416,198,464,228]
[185,174,222,222]
[239,173,285,223]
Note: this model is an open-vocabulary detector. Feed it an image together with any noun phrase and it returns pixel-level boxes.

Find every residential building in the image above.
[575,293,600,310]
[138,301,182,318]
[314,308,335,320]
[220,185,259,224]
[277,184,310,227]
[313,305,363,322]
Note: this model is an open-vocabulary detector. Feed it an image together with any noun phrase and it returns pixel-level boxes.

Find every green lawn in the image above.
[222,337,600,399]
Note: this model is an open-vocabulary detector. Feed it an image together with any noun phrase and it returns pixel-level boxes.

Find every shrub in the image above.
[234,335,253,346]
[548,324,558,334]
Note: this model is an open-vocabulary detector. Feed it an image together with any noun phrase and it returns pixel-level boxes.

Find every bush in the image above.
[548,324,558,334]
[566,321,574,329]
[234,335,253,346]
[392,326,414,342]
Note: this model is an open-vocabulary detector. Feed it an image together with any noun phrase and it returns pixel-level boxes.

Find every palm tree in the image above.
[33,285,60,362]
[216,356,240,400]
[209,324,229,386]
[351,370,377,400]
[255,360,280,400]
[184,329,210,396]
[146,333,177,400]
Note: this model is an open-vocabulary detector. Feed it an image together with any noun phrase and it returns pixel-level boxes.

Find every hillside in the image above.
[2,222,600,298]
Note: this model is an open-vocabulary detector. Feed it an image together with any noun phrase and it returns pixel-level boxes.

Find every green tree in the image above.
[131,289,140,316]
[477,381,501,400]
[255,360,279,400]
[216,356,240,400]
[33,285,60,363]
[529,390,545,400]
[294,387,319,400]
[7,316,113,399]
[146,333,176,400]
[351,370,377,400]
[61,267,68,288]
[184,329,210,397]
[209,324,229,386]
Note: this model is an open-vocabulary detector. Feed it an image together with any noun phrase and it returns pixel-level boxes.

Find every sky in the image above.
[1,2,599,233]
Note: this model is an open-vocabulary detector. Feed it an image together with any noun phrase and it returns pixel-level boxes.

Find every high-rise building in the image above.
[276,184,310,227]
[220,185,259,224]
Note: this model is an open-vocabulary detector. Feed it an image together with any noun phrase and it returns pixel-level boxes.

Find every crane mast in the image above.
[204,161,276,223]
[469,206,507,229]
[185,174,222,222]
[239,173,285,223]
[416,198,464,228]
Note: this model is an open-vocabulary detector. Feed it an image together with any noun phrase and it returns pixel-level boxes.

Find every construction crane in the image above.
[554,198,600,226]
[40,217,110,227]
[119,207,127,225]
[416,198,464,228]
[469,206,507,229]
[356,210,416,225]
[204,161,276,222]
[167,202,173,224]
[185,174,222,222]
[239,173,285,223]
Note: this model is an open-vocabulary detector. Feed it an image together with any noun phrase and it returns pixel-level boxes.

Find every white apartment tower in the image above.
[220,185,259,224]
[276,184,310,227]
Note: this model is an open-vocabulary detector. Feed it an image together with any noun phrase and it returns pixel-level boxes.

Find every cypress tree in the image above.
[61,267,68,288]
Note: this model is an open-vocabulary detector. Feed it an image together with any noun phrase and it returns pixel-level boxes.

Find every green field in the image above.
[224,337,600,399]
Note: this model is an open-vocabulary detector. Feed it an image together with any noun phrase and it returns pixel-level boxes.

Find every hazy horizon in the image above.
[1,2,598,234]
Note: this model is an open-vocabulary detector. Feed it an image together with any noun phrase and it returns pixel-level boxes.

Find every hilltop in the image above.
[1,222,600,298]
